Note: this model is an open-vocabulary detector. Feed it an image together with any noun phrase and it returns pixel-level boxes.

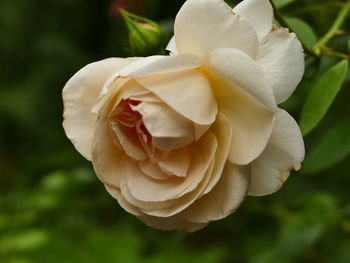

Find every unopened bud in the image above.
[120,9,165,56]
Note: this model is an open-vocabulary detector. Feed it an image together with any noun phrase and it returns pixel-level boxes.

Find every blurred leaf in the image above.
[249,193,339,263]
[272,0,295,8]
[285,16,317,49]
[0,230,48,253]
[300,60,349,136]
[348,37,350,53]
[302,117,350,174]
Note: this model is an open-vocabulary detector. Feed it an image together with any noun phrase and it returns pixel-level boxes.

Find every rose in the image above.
[62,0,305,232]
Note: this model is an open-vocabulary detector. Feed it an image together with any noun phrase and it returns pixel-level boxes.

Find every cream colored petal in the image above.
[63,58,131,160]
[174,0,259,58]
[138,214,207,232]
[119,158,205,215]
[120,167,179,211]
[166,36,178,55]
[208,48,276,109]
[138,161,174,180]
[233,0,273,41]
[157,147,191,178]
[248,109,305,196]
[119,54,202,78]
[208,63,274,165]
[121,137,217,218]
[194,123,211,141]
[136,69,217,125]
[180,162,250,223]
[124,132,217,202]
[114,80,151,106]
[138,115,233,218]
[99,54,202,98]
[92,78,131,115]
[110,122,148,161]
[202,112,232,195]
[132,101,194,150]
[257,28,304,104]
[138,160,215,217]
[91,113,124,189]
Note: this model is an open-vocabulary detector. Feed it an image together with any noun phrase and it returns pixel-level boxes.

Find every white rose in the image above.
[62,0,305,232]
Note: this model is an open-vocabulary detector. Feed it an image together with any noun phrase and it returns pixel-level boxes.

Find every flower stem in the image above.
[313,0,350,54]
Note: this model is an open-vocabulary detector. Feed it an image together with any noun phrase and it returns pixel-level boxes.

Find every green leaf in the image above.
[285,17,317,49]
[300,60,349,136]
[302,118,350,174]
[271,0,295,8]
[348,37,350,53]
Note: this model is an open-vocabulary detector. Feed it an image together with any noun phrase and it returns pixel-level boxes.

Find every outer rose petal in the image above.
[92,110,124,189]
[248,109,305,196]
[180,162,250,223]
[208,48,276,109]
[166,36,178,55]
[63,58,131,160]
[257,28,304,104]
[207,50,275,165]
[174,0,259,58]
[118,54,202,78]
[100,54,202,97]
[139,215,207,232]
[233,0,273,41]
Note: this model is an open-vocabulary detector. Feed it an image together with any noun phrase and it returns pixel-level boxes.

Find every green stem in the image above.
[320,48,350,60]
[313,0,350,53]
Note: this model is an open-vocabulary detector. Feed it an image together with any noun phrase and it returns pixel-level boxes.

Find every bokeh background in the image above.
[1,0,350,262]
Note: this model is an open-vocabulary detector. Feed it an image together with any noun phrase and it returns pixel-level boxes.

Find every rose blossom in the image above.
[62,0,305,231]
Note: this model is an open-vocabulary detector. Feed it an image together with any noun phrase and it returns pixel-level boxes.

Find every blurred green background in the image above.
[1,0,350,262]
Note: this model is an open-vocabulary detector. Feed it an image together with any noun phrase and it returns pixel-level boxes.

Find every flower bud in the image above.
[120,9,165,56]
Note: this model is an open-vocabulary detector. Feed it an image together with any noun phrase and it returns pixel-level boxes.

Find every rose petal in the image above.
[138,214,207,232]
[124,131,217,202]
[208,59,275,165]
[248,109,305,196]
[180,162,250,223]
[132,101,194,151]
[99,54,202,98]
[120,168,180,211]
[138,161,174,180]
[208,48,276,109]
[119,164,214,217]
[233,0,273,41]
[136,69,217,125]
[140,113,235,217]
[157,147,191,178]
[166,36,178,55]
[91,112,124,189]
[118,53,203,78]
[174,0,259,58]
[110,122,148,161]
[63,58,131,160]
[114,81,152,106]
[257,28,304,104]
[201,112,232,195]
